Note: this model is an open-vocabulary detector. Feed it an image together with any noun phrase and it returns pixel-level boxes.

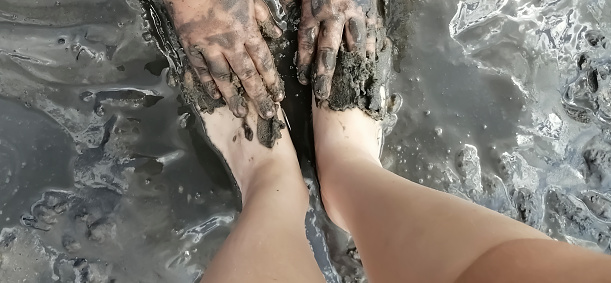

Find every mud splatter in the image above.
[257,115,286,148]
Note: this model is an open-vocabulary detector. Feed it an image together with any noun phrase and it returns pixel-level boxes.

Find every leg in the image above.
[196,94,324,282]
[312,103,551,283]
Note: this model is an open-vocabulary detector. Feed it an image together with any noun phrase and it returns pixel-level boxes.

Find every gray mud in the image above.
[257,115,286,148]
[181,68,226,114]
[2,0,611,282]
[327,32,393,121]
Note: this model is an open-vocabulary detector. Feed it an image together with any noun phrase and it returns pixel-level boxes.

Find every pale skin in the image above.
[197,95,611,283]
[167,0,611,281]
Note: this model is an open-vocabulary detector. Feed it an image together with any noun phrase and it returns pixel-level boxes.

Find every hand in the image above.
[165,0,285,119]
[297,0,375,99]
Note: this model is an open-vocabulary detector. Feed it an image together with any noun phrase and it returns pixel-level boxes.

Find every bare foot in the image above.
[313,101,383,231]
[312,7,392,231]
[189,74,302,206]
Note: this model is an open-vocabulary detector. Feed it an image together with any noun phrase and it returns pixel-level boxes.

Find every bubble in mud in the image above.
[435,127,443,136]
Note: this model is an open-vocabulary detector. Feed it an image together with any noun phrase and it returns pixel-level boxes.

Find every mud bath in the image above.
[2,0,611,282]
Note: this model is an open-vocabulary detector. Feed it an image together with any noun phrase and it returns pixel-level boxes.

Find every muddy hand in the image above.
[297,0,372,98]
[164,0,285,119]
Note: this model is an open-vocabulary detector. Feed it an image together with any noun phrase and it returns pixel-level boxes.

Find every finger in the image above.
[313,19,344,99]
[365,12,377,58]
[245,36,285,102]
[345,17,366,57]
[297,16,319,85]
[225,48,275,119]
[254,0,283,38]
[187,45,221,99]
[204,52,248,118]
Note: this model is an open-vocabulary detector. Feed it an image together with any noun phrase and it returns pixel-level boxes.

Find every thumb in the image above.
[254,0,283,39]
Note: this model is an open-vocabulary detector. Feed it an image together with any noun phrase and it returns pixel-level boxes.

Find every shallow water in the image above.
[1,0,610,282]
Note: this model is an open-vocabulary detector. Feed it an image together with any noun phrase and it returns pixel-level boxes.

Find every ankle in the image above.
[240,158,309,210]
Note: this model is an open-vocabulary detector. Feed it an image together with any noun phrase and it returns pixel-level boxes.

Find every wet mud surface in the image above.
[1,0,611,282]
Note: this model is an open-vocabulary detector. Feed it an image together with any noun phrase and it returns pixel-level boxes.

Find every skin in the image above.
[297,0,372,99]
[194,19,611,282]
[196,96,325,283]
[164,0,285,119]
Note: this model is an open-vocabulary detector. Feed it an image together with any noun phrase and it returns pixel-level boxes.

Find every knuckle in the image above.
[214,71,232,81]
[261,56,275,71]
[241,68,258,80]
[194,66,210,75]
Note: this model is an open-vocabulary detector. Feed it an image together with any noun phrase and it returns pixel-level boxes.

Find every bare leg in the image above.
[197,96,324,282]
[312,103,552,282]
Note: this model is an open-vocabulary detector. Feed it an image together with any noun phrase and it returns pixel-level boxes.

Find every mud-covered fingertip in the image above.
[273,91,285,102]
[313,75,330,99]
[229,96,248,118]
[297,64,311,85]
[270,79,286,102]
[203,81,222,99]
[236,104,248,118]
[273,26,283,39]
[258,98,275,119]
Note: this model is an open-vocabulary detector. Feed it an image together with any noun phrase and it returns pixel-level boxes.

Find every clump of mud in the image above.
[181,67,226,114]
[326,29,395,119]
[257,115,286,148]
[562,30,611,125]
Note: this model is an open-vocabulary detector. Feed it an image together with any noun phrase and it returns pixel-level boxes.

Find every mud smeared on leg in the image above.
[257,115,286,148]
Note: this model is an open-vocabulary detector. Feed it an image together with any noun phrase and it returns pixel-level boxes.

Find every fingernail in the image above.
[228,95,248,118]
[311,0,324,15]
[237,97,248,117]
[272,79,286,101]
[203,81,220,99]
[274,89,285,101]
[274,27,283,38]
[297,65,311,85]
[349,19,364,42]
[314,75,329,99]
[259,98,275,119]
[320,49,336,71]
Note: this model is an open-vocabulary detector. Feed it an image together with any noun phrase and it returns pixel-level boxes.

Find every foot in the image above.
[313,101,383,231]
[186,71,302,206]
[312,10,391,232]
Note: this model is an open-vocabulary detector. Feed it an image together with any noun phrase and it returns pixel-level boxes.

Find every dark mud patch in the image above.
[257,115,286,148]
[181,68,226,115]
[326,30,393,121]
